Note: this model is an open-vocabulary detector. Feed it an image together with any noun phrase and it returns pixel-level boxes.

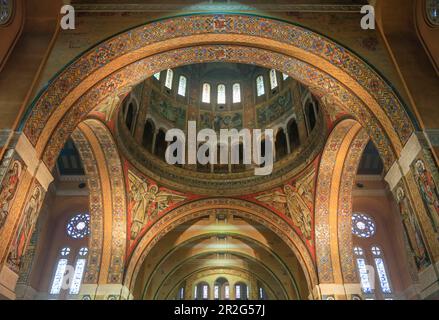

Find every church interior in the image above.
[0,0,438,301]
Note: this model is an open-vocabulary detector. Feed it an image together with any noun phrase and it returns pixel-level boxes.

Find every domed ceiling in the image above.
[116,62,327,195]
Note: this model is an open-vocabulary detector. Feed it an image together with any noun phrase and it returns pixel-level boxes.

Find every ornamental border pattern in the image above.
[39,45,396,173]
[338,128,369,283]
[83,119,127,284]
[71,128,103,284]
[315,120,356,283]
[23,14,412,160]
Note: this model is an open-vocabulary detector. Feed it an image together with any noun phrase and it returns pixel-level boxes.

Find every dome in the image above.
[116,62,327,195]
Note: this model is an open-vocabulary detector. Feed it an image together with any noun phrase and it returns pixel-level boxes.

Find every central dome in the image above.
[116,62,326,195]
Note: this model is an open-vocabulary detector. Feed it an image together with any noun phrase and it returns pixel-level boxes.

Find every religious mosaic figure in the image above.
[414,159,439,234]
[7,186,43,270]
[0,160,22,229]
[396,187,430,270]
[128,171,186,240]
[255,181,313,240]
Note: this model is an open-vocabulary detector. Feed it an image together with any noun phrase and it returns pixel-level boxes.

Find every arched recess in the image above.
[314,119,370,297]
[125,198,317,299]
[70,118,127,285]
[135,216,304,300]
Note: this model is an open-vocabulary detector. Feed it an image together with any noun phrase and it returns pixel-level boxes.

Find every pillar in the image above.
[384,132,439,299]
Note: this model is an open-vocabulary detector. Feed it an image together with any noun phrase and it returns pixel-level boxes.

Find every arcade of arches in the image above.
[0,0,438,300]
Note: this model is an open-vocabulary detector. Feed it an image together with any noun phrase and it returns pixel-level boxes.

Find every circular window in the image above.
[352,213,376,238]
[78,247,88,256]
[67,213,90,239]
[60,247,71,256]
[0,0,13,25]
[427,0,439,26]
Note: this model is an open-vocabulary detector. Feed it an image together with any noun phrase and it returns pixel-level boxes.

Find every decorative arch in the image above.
[1,13,423,298]
[124,198,318,298]
[71,118,127,284]
[19,14,415,172]
[315,119,370,289]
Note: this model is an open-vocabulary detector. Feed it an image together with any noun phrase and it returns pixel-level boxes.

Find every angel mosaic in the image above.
[128,171,186,240]
[255,170,314,239]
[0,160,22,229]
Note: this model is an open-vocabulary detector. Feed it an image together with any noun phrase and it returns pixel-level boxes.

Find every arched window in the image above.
[50,247,71,295]
[178,287,185,300]
[202,83,211,103]
[306,101,316,132]
[353,246,374,295]
[352,213,376,238]
[69,247,88,295]
[194,282,209,300]
[232,83,241,103]
[427,0,439,25]
[269,69,278,90]
[165,69,173,89]
[217,84,226,104]
[259,287,266,300]
[142,120,155,153]
[275,129,288,160]
[155,129,167,161]
[256,75,265,96]
[0,0,13,25]
[235,283,248,300]
[153,72,160,80]
[287,120,300,151]
[371,246,392,294]
[178,75,187,96]
[125,102,136,132]
[66,213,90,239]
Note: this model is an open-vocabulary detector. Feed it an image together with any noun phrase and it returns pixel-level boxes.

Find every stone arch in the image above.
[71,118,127,285]
[124,198,317,298]
[19,14,415,171]
[314,119,370,298]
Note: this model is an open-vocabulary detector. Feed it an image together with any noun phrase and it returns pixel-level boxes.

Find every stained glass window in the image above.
[427,0,439,25]
[214,285,219,299]
[66,213,90,239]
[178,76,187,96]
[371,246,392,294]
[165,69,173,89]
[235,285,241,299]
[153,72,160,80]
[352,213,376,238]
[269,69,278,90]
[224,285,230,299]
[202,285,209,299]
[354,246,374,294]
[0,0,12,25]
[256,75,265,96]
[50,247,71,295]
[202,83,211,103]
[232,83,241,103]
[69,258,86,294]
[217,84,226,104]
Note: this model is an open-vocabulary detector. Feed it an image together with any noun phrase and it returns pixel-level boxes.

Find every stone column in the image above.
[0,134,53,300]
